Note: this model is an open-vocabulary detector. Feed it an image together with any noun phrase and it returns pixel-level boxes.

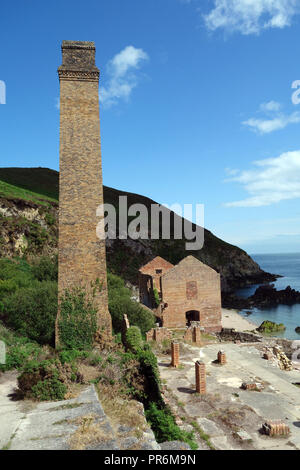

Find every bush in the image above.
[58,286,98,350]
[125,326,143,353]
[109,296,155,336]
[108,272,155,336]
[31,255,58,282]
[1,281,57,345]
[0,322,43,372]
[145,402,197,449]
[18,359,67,401]
[0,258,33,298]
[153,288,160,307]
[59,349,88,365]
[31,375,67,401]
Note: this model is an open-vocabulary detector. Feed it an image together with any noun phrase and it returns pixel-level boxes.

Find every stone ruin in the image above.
[217,350,227,365]
[171,341,180,368]
[146,327,172,343]
[262,345,293,371]
[183,321,204,345]
[195,361,206,395]
[262,420,290,437]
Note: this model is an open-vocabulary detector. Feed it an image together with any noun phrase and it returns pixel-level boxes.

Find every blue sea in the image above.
[236,253,300,340]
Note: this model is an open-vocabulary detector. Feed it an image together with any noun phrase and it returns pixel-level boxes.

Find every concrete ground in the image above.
[0,374,160,450]
[158,341,300,450]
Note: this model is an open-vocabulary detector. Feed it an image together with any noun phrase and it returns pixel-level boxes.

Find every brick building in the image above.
[139,256,222,333]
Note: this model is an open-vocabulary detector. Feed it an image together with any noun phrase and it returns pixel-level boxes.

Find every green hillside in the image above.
[0,167,58,202]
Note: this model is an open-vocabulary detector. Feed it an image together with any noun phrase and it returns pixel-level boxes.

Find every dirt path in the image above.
[0,371,29,449]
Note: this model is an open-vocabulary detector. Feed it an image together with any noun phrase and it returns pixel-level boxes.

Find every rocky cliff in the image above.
[0,167,276,292]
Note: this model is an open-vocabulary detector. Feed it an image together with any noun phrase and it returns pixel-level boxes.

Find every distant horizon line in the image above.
[250,252,300,256]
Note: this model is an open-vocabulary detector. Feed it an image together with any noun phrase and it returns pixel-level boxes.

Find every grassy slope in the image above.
[0,167,58,202]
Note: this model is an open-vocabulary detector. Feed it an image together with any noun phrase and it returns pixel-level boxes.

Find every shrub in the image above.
[31,375,67,401]
[153,288,160,307]
[0,258,33,297]
[58,349,88,365]
[145,402,197,449]
[109,296,155,336]
[0,322,44,372]
[108,272,155,335]
[18,359,67,401]
[125,326,143,353]
[1,281,57,345]
[58,286,98,350]
[31,255,58,282]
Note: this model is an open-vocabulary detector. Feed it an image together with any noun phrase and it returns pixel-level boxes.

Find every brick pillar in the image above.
[194,327,202,344]
[195,361,206,394]
[217,350,226,365]
[171,341,180,368]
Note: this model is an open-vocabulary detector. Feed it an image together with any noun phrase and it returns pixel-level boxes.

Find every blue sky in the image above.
[1,0,300,254]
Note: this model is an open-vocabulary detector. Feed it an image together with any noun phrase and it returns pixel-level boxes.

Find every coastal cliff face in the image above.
[0,168,275,292]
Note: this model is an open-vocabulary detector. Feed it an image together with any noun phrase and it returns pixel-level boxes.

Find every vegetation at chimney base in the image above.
[58,286,98,351]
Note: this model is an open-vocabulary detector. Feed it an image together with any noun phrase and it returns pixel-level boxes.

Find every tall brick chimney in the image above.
[56,41,112,346]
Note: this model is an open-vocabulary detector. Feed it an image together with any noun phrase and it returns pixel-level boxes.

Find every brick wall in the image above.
[146,327,172,342]
[139,256,174,308]
[160,256,222,332]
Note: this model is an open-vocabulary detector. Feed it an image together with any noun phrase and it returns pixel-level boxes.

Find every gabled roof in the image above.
[161,255,219,279]
[139,256,174,275]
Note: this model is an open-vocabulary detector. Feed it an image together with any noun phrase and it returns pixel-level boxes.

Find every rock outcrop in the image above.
[223,284,300,310]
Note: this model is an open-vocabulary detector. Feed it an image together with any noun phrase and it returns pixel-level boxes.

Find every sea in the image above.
[236,253,300,340]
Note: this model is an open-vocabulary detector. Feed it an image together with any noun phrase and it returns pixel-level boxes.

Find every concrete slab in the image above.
[197,418,224,437]
[158,340,300,451]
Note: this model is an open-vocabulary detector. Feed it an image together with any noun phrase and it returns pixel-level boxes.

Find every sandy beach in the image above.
[222,308,258,332]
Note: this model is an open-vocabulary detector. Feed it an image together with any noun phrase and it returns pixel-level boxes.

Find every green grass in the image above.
[190,420,215,450]
[0,180,57,205]
[0,167,59,201]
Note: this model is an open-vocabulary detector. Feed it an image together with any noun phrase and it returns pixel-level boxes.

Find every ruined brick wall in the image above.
[184,324,203,344]
[146,327,172,342]
[160,256,222,332]
[57,41,112,344]
[139,256,174,308]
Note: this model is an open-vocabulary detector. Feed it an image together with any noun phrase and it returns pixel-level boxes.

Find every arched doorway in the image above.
[186,310,200,326]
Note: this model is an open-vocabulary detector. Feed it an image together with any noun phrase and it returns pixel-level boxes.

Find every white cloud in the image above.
[100,46,148,108]
[260,100,281,112]
[204,0,299,35]
[243,111,300,133]
[224,150,300,207]
[242,100,300,134]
